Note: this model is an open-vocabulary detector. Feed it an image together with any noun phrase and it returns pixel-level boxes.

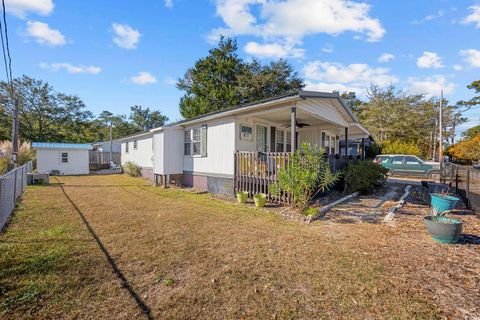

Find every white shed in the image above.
[32,142,92,175]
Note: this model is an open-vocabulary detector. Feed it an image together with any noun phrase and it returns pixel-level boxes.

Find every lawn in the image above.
[0,174,478,319]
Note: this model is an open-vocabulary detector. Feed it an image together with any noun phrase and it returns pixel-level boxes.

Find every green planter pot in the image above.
[424,216,463,244]
[253,193,267,207]
[236,191,248,204]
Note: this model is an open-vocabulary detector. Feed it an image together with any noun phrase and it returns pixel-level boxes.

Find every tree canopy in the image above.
[177,37,304,119]
[0,75,167,143]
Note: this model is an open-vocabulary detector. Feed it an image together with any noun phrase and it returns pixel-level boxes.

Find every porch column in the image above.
[291,106,296,153]
[361,138,366,160]
[344,127,349,160]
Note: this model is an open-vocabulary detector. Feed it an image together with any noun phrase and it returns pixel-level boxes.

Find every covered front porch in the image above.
[233,100,370,204]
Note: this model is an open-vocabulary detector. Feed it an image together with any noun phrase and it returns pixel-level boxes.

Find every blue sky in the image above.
[5,0,480,134]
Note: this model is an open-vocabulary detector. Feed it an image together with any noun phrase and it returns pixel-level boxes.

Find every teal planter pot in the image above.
[430,193,459,215]
[424,216,463,244]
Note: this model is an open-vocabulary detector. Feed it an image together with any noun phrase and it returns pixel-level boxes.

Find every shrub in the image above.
[270,142,340,213]
[343,161,388,194]
[0,156,12,175]
[0,141,36,166]
[448,134,480,162]
[123,161,141,177]
[381,140,420,156]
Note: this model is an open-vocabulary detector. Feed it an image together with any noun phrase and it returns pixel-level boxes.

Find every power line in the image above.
[2,0,13,86]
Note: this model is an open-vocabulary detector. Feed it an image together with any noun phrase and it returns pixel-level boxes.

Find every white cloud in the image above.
[25,21,65,46]
[164,77,177,86]
[209,0,385,58]
[412,9,445,24]
[460,49,480,68]
[321,43,334,53]
[407,75,455,97]
[416,51,444,69]
[304,60,397,86]
[130,71,157,85]
[303,60,397,97]
[39,62,102,74]
[453,64,463,71]
[164,0,173,8]
[5,0,53,18]
[462,5,480,28]
[244,41,305,58]
[304,81,364,95]
[112,23,141,49]
[378,53,394,63]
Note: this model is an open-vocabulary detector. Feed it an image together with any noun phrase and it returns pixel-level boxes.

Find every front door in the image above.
[256,125,268,152]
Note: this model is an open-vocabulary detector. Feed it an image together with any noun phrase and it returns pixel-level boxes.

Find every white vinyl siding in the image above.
[120,134,153,168]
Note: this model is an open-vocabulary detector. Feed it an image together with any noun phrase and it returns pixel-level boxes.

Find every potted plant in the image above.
[253,193,266,207]
[236,191,248,204]
[430,190,459,216]
[424,212,463,244]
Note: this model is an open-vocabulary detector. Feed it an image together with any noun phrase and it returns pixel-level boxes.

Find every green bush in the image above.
[0,156,12,175]
[123,161,141,177]
[343,161,388,194]
[381,140,420,156]
[270,142,340,213]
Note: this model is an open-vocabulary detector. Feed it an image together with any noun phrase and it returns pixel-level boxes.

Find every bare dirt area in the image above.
[0,175,479,319]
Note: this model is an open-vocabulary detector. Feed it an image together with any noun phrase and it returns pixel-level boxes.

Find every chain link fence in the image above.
[0,161,33,230]
[441,162,480,212]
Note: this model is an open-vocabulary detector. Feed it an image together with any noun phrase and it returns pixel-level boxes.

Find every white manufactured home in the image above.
[118,91,370,195]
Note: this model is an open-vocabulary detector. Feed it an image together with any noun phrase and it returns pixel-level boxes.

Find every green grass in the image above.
[0,174,444,319]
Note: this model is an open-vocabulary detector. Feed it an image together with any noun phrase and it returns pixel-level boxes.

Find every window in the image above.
[133,140,138,150]
[405,156,420,165]
[192,128,202,155]
[275,129,284,152]
[61,152,68,163]
[392,156,404,164]
[256,125,268,152]
[331,136,336,155]
[286,131,292,152]
[184,130,191,156]
[325,135,331,154]
[381,157,390,164]
[185,125,207,156]
[125,142,129,153]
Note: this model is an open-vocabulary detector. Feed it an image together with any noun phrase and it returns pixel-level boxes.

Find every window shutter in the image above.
[201,125,207,157]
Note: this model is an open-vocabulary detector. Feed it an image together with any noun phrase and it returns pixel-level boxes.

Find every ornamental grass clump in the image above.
[123,161,141,177]
[270,142,340,214]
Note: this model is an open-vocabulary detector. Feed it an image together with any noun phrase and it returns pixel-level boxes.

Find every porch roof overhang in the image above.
[139,90,371,137]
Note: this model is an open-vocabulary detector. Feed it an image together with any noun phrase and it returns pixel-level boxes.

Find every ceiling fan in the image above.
[281,121,310,128]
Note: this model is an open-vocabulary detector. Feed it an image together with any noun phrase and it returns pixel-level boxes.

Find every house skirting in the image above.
[140,166,154,181]
[182,171,234,195]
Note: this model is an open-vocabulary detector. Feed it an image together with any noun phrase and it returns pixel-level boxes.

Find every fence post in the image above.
[449,164,454,188]
[466,169,470,209]
[455,166,459,191]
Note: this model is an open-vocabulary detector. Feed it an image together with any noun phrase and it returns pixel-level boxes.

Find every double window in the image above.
[61,152,68,163]
[184,125,207,156]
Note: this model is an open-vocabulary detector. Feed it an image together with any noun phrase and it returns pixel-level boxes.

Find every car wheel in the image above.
[428,171,440,183]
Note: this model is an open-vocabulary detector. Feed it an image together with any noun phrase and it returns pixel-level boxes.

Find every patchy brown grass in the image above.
[0,175,476,319]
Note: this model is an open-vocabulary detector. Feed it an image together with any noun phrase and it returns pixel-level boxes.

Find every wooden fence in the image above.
[234,152,356,204]
[89,151,121,171]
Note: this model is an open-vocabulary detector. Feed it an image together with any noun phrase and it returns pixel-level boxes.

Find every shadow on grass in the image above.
[55,178,154,320]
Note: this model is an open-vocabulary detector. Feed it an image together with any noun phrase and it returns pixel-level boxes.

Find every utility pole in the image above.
[11,97,19,166]
[438,90,443,163]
